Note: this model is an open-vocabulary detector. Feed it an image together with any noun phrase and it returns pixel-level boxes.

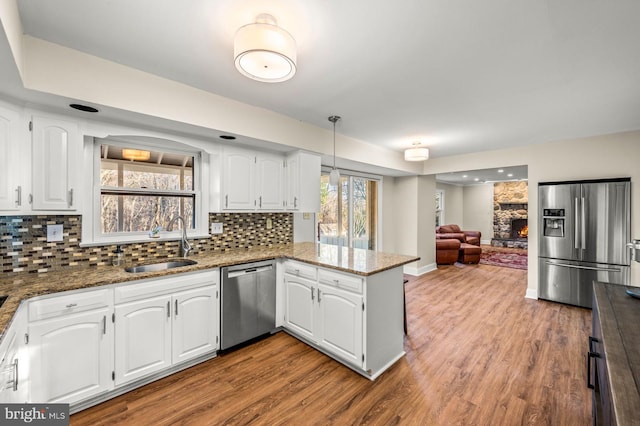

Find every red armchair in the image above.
[436,224,481,246]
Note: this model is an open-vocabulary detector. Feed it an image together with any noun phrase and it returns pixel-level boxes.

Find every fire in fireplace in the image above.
[511,219,528,239]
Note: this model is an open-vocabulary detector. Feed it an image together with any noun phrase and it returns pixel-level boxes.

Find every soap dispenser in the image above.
[112,245,124,266]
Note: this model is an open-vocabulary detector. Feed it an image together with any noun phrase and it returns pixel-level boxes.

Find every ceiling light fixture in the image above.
[404,141,429,161]
[234,13,297,83]
[122,149,151,161]
[328,115,341,186]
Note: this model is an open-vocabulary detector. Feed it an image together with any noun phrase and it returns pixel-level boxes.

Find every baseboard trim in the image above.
[525,288,538,300]
[403,263,437,276]
[481,239,492,245]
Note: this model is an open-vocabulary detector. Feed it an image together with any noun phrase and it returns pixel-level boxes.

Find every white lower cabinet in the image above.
[282,261,404,379]
[29,306,113,404]
[13,269,219,409]
[114,295,172,386]
[284,262,364,369]
[172,286,218,364]
[283,274,316,342]
[114,271,218,387]
[316,283,363,367]
[0,306,28,403]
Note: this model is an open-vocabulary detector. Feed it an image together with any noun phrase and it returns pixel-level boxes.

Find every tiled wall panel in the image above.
[0,213,293,274]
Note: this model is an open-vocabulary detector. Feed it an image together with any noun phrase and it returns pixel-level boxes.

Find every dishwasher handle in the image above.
[227,265,273,278]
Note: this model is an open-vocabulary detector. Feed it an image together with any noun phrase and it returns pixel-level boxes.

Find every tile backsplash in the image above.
[0,213,293,274]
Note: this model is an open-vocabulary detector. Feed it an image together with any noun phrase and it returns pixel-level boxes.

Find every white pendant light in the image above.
[328,116,341,186]
[234,14,297,83]
[404,141,429,161]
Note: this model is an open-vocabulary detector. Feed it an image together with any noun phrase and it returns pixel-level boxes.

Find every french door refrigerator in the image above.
[538,178,630,308]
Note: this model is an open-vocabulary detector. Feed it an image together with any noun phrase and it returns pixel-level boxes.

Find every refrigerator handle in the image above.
[581,197,586,250]
[574,198,580,249]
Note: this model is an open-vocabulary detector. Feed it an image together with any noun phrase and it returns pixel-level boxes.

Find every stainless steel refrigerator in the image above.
[538,178,631,308]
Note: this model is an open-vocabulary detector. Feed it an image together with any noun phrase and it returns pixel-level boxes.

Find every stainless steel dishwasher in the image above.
[220,260,276,350]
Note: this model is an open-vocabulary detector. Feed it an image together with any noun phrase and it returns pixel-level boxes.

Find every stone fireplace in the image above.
[492,181,528,249]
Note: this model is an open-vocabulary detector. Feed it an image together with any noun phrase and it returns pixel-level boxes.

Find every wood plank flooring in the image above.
[71,264,592,425]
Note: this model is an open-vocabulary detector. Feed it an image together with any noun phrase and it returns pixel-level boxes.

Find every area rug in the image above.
[479,246,528,270]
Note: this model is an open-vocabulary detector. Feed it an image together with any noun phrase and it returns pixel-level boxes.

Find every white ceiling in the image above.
[9,0,640,160]
[436,165,528,186]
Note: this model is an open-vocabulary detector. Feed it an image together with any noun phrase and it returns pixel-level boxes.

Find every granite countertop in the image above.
[0,242,419,339]
[592,281,640,425]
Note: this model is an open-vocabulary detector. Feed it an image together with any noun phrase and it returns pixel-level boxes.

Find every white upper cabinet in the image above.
[256,153,284,210]
[31,115,80,211]
[222,147,255,210]
[221,147,284,211]
[0,104,24,211]
[286,151,320,212]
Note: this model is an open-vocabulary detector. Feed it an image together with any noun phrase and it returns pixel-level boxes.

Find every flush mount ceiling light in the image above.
[234,13,297,83]
[328,115,341,186]
[122,149,151,161]
[404,141,429,162]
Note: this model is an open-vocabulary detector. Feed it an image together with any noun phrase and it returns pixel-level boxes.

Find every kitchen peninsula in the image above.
[0,242,418,410]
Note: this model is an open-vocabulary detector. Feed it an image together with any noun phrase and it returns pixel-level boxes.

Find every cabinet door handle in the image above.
[587,350,600,389]
[68,188,74,207]
[12,359,18,392]
[225,195,228,208]
[318,289,322,303]
[167,301,171,318]
[65,303,77,308]
[259,196,262,208]
[15,186,22,207]
[311,286,314,301]
[294,196,297,208]
[102,315,107,335]
[175,299,179,317]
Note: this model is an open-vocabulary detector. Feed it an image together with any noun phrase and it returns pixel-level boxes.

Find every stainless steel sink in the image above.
[124,259,197,273]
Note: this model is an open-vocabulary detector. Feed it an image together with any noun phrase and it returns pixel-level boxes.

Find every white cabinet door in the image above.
[31,115,79,211]
[0,307,28,403]
[286,151,320,212]
[222,148,254,210]
[114,295,172,386]
[256,154,283,210]
[284,274,316,342]
[172,285,218,364]
[29,307,112,404]
[0,105,23,211]
[317,284,363,368]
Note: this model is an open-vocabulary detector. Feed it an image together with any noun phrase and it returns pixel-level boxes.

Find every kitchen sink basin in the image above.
[124,259,197,273]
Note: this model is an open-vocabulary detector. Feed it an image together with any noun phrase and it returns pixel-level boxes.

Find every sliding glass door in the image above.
[318,173,379,250]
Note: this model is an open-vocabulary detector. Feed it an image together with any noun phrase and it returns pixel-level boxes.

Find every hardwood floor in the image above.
[71,264,592,425]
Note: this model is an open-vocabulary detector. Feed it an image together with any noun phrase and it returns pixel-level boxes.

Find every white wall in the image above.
[420,130,640,297]
[463,184,494,243]
[293,213,316,242]
[383,175,436,275]
[436,182,463,227]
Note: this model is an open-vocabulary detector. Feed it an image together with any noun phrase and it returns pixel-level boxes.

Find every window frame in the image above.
[318,167,382,250]
[435,189,445,227]
[82,137,209,246]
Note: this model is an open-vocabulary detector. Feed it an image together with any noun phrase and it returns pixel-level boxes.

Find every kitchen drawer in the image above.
[29,288,112,322]
[115,269,218,304]
[283,260,317,281]
[318,269,363,294]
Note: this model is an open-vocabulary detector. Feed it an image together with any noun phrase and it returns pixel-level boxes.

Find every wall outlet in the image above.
[210,222,223,234]
[266,218,273,229]
[47,224,64,242]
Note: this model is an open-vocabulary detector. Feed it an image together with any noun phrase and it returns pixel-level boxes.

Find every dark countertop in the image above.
[0,242,419,340]
[593,281,640,425]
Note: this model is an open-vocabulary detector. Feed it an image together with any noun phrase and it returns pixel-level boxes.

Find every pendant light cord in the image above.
[328,115,341,170]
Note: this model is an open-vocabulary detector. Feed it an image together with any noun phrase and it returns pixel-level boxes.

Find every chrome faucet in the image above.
[167,216,192,257]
